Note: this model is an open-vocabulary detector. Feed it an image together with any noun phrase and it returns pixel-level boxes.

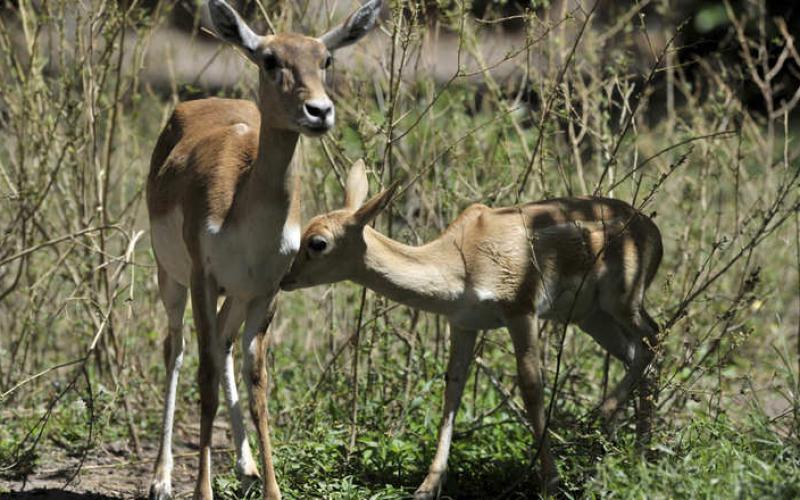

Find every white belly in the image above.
[198,214,298,300]
[150,202,300,299]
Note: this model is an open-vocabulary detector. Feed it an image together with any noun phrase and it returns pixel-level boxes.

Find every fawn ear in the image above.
[344,160,370,210]
[319,0,382,52]
[208,0,263,56]
[353,180,400,227]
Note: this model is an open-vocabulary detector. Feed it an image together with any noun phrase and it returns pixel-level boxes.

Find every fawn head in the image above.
[281,160,398,290]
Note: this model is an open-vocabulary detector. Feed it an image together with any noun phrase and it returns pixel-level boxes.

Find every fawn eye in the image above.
[308,236,328,254]
[322,54,332,69]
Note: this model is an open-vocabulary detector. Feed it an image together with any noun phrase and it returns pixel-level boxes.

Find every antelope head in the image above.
[208,0,382,135]
[281,160,398,290]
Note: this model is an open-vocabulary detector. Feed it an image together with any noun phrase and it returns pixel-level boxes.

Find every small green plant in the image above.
[0,0,798,497]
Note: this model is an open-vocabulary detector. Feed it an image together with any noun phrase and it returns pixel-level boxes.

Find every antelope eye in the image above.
[322,54,332,69]
[308,236,328,253]
[263,52,280,71]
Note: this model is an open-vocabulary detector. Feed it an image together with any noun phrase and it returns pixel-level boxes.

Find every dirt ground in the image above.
[1,424,234,499]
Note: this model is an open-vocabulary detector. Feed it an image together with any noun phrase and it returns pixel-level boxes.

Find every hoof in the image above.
[542,474,561,497]
[238,471,261,494]
[192,480,214,500]
[149,480,172,500]
[414,473,444,500]
[600,397,619,419]
[265,489,283,500]
[587,397,621,433]
[533,463,560,498]
[414,490,436,500]
[192,488,214,500]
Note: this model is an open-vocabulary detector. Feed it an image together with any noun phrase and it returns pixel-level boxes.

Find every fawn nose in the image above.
[303,98,334,129]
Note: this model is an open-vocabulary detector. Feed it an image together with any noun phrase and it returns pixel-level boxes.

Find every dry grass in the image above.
[0,0,798,498]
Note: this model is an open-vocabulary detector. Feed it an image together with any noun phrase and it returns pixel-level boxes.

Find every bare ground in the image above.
[1,424,235,499]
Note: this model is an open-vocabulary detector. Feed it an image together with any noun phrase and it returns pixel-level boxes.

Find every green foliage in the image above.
[589,415,800,498]
[1,0,799,498]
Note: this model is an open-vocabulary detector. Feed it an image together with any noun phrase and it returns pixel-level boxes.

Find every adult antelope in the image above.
[281,160,663,497]
[145,2,382,499]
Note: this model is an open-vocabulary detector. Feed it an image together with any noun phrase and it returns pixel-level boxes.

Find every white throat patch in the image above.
[207,218,222,235]
[279,223,301,255]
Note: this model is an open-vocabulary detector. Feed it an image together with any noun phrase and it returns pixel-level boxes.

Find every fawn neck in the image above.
[355,226,465,314]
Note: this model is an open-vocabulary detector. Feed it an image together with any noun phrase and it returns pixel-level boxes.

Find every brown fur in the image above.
[461,197,663,319]
[147,98,260,224]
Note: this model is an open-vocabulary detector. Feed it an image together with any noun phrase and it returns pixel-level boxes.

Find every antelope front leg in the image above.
[415,326,478,500]
[507,315,558,493]
[217,298,260,484]
[242,296,281,500]
[191,270,223,500]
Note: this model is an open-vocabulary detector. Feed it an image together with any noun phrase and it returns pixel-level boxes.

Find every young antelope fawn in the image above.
[281,160,663,497]
[146,2,382,499]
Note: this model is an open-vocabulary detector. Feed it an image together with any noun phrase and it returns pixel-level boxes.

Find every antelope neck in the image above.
[355,226,465,314]
[244,124,299,200]
[242,81,301,213]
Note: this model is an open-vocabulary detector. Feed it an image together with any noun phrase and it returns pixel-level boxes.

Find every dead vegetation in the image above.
[1,0,798,498]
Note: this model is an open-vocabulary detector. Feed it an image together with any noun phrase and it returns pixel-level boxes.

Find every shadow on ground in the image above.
[0,489,123,499]
[348,413,607,499]
[353,457,543,499]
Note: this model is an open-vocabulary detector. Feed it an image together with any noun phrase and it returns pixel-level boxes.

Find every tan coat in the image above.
[282,161,663,497]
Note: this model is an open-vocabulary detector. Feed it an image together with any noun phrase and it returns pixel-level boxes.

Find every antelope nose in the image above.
[303,99,334,125]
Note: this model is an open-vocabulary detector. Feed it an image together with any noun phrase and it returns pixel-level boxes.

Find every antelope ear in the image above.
[344,160,370,210]
[208,0,262,56]
[319,0,382,52]
[353,180,400,227]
